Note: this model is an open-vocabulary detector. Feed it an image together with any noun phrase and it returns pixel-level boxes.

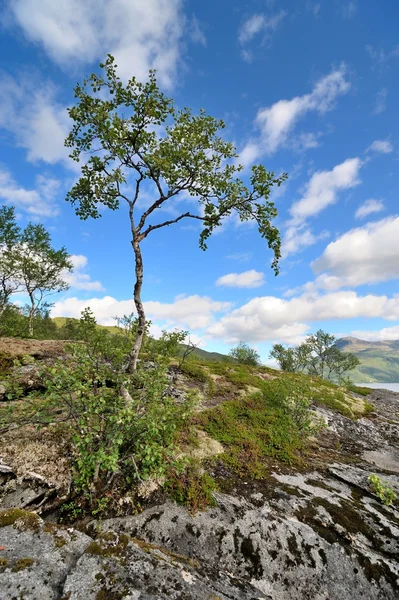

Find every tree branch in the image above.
[140,212,205,240]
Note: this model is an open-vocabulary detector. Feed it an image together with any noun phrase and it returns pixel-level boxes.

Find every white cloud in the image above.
[339,1,357,19]
[366,139,393,154]
[281,157,361,257]
[373,88,387,115]
[64,255,105,291]
[52,294,231,329]
[367,44,399,70]
[240,65,350,164]
[312,216,399,289]
[355,199,384,219]
[0,73,72,168]
[349,325,399,342]
[290,158,361,222]
[238,11,286,46]
[307,3,321,17]
[190,15,206,46]
[216,270,265,289]
[9,0,184,89]
[282,226,329,257]
[0,170,60,217]
[207,290,399,344]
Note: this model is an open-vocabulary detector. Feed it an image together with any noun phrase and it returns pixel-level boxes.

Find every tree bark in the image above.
[127,236,146,373]
[28,307,34,337]
[27,291,35,337]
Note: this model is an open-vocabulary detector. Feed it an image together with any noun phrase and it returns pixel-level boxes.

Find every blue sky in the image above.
[1,0,399,362]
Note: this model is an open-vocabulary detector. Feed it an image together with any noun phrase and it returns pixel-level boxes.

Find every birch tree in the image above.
[18,224,72,336]
[0,206,24,317]
[66,55,287,372]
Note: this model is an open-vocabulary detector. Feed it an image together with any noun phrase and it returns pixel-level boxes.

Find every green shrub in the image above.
[3,310,194,495]
[368,474,397,506]
[164,461,217,513]
[198,379,322,477]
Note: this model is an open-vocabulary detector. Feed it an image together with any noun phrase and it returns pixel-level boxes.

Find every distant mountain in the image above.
[336,337,399,383]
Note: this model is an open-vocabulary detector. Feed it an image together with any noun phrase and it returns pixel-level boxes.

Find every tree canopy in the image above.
[65,55,287,371]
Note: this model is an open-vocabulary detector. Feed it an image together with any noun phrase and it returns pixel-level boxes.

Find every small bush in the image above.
[368,474,397,506]
[164,461,217,513]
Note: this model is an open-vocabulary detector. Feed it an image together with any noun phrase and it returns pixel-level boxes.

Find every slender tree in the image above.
[0,206,24,317]
[65,55,287,372]
[18,224,72,336]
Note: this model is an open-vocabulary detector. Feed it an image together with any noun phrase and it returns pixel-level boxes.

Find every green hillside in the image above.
[336,337,399,383]
[52,316,120,335]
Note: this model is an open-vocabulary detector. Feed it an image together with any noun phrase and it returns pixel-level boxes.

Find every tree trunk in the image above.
[28,308,34,337]
[127,237,146,373]
[27,293,35,337]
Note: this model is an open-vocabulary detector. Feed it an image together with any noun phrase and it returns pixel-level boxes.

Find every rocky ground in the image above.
[0,340,398,599]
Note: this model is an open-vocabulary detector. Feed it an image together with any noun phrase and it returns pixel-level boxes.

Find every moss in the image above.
[0,509,41,532]
[43,522,68,547]
[86,533,130,558]
[0,350,14,376]
[12,557,35,572]
[0,557,8,567]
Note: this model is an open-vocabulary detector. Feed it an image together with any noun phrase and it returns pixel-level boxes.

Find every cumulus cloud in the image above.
[355,199,384,219]
[63,255,105,291]
[0,73,72,168]
[240,65,350,164]
[206,290,399,344]
[0,170,60,217]
[8,0,184,89]
[366,139,393,154]
[52,294,231,329]
[290,158,361,222]
[281,157,361,257]
[312,216,399,289]
[216,270,265,288]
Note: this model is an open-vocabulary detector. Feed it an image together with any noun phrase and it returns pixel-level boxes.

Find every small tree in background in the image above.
[269,329,360,383]
[18,224,72,337]
[0,206,24,317]
[269,343,297,372]
[65,55,287,372]
[229,341,260,366]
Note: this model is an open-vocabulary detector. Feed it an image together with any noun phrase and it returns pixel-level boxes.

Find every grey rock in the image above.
[0,384,6,401]
[63,533,269,599]
[0,512,91,600]
[95,485,399,599]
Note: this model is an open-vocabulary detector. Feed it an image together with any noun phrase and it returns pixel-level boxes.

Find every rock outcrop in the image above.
[0,382,398,599]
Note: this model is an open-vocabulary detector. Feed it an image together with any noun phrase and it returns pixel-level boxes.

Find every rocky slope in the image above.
[0,341,398,599]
